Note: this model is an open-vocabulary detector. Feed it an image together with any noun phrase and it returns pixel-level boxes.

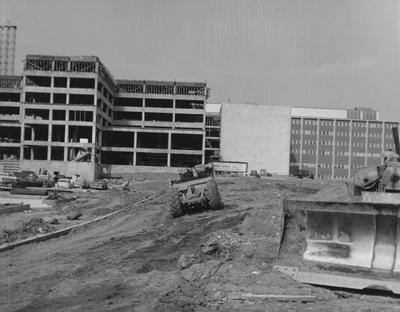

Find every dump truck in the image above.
[274,127,400,294]
[168,164,223,218]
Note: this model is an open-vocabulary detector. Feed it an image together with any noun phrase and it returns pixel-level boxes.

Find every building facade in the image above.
[0,19,16,75]
[290,117,399,179]
[0,54,208,180]
[220,103,291,175]
[205,104,394,179]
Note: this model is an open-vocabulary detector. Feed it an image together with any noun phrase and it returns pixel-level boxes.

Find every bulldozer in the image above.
[168,164,223,218]
[274,127,400,294]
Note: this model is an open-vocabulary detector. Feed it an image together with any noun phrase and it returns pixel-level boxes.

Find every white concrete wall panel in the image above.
[291,107,347,119]
[220,103,290,175]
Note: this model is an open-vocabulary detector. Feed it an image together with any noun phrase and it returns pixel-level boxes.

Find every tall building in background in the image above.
[347,107,379,121]
[0,19,17,75]
[290,107,397,179]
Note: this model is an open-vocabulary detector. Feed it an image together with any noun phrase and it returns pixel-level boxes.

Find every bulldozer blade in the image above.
[274,198,400,294]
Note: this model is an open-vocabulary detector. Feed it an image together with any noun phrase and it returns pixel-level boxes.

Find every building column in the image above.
[365,121,369,166]
[315,119,320,178]
[299,118,304,169]
[167,132,171,167]
[20,104,25,160]
[141,101,145,128]
[47,125,52,161]
[64,112,69,161]
[91,122,96,163]
[172,98,176,129]
[133,131,137,166]
[381,123,385,165]
[66,77,70,104]
[202,133,206,165]
[348,121,353,178]
[331,119,336,179]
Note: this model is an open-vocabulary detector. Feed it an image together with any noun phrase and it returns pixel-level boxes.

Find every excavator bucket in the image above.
[274,198,400,294]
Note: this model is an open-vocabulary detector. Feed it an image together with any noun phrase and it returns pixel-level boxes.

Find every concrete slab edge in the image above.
[0,193,161,253]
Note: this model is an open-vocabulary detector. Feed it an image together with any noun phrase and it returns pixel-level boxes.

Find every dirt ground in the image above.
[1,176,400,311]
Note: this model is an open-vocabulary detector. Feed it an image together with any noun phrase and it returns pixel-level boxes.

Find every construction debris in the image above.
[0,203,30,214]
[107,178,130,191]
[42,216,59,225]
[1,174,397,311]
[1,218,55,244]
[10,188,48,196]
[66,211,82,220]
[46,192,77,202]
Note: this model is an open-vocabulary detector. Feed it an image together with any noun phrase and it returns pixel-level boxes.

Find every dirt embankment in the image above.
[1,177,400,311]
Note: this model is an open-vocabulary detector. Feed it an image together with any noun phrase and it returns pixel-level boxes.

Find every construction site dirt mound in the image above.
[1,217,55,244]
[2,177,400,311]
[306,180,352,202]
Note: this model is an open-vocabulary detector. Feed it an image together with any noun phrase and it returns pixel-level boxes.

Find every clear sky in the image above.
[1,0,399,120]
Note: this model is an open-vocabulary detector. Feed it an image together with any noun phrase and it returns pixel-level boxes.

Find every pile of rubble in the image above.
[0,218,55,244]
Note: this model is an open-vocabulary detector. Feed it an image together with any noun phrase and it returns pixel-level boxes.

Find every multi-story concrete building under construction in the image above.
[0,19,16,75]
[0,54,208,180]
[290,107,399,179]
[205,103,221,163]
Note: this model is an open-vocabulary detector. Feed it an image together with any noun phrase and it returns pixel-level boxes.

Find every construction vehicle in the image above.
[249,170,261,178]
[274,127,400,294]
[168,164,223,218]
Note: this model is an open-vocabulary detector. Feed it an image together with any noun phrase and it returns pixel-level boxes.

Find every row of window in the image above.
[292,140,384,148]
[334,164,349,169]
[291,119,398,129]
[320,130,334,136]
[369,143,381,148]
[320,141,332,145]
[320,120,333,126]
[293,149,384,158]
[304,120,318,126]
[291,129,397,139]
[318,163,331,168]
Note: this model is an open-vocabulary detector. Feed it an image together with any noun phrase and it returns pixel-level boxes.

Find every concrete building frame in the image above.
[0,55,209,180]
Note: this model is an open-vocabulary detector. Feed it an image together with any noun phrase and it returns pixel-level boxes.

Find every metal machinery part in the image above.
[274,198,400,294]
[275,127,400,293]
